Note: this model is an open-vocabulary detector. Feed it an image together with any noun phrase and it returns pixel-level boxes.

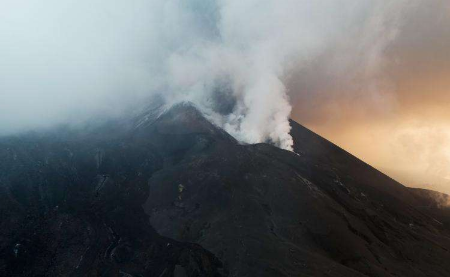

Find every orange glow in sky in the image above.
[290,0,450,194]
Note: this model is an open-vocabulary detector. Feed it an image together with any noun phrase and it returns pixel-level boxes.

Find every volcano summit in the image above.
[1,104,450,277]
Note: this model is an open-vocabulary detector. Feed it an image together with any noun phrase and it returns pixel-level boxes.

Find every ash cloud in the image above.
[0,0,424,150]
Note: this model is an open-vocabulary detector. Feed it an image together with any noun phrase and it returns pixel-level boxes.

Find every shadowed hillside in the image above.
[1,104,450,276]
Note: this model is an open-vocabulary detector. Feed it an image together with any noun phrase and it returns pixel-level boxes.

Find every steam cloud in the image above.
[0,0,420,150]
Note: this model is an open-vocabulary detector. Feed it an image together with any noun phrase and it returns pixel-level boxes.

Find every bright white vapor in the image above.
[0,0,419,150]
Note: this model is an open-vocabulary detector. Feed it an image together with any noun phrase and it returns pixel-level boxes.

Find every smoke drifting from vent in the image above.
[0,0,419,150]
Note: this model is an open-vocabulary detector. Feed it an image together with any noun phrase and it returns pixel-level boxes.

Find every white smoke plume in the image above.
[0,0,420,150]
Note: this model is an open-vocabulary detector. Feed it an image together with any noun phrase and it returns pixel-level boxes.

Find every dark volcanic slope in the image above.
[1,104,450,277]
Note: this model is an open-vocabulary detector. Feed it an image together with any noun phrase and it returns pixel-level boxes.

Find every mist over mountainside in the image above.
[1,104,450,277]
[3,0,449,195]
[0,0,423,151]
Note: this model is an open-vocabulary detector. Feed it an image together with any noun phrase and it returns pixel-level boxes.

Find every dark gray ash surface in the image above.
[1,104,450,276]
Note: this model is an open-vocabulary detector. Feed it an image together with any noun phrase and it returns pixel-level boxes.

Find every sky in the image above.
[290,0,450,194]
[0,0,449,194]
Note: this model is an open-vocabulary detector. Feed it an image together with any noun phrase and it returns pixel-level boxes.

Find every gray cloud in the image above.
[0,0,441,153]
[290,0,450,126]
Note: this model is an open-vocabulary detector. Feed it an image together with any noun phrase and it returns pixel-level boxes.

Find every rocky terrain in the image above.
[1,103,450,276]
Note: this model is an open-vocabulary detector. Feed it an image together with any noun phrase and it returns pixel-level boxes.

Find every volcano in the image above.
[1,103,450,277]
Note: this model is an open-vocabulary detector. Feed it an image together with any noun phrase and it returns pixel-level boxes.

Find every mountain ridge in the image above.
[1,103,450,276]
